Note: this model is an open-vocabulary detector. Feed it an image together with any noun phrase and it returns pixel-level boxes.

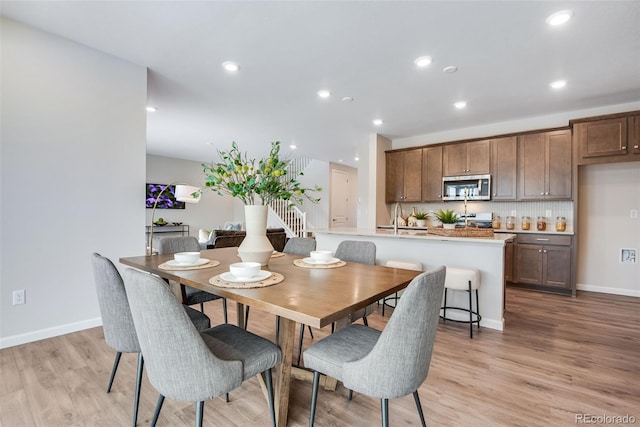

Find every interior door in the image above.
[330,169,349,227]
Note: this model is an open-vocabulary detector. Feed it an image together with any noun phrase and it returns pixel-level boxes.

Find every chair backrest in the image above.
[90,253,140,353]
[335,240,376,265]
[157,236,201,254]
[283,237,316,256]
[123,268,243,401]
[342,266,446,399]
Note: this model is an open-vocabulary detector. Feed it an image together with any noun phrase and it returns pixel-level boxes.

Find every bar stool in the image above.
[440,267,481,338]
[382,260,422,316]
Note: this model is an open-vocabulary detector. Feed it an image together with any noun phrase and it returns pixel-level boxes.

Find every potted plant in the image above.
[414,211,429,227]
[202,141,321,265]
[434,209,458,229]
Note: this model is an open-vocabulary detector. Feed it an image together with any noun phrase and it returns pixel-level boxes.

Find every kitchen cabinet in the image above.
[443,140,490,176]
[504,240,514,283]
[573,114,640,164]
[421,145,443,201]
[513,234,572,294]
[518,129,572,200]
[490,136,517,200]
[385,149,422,203]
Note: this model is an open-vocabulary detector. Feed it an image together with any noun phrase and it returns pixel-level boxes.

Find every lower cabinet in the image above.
[512,234,573,294]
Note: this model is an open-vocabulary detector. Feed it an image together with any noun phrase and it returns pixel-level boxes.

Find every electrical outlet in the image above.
[13,289,25,305]
[620,248,637,264]
[631,209,638,219]
[545,210,552,217]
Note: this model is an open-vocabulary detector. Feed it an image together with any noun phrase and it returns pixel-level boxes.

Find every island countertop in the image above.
[314,228,516,245]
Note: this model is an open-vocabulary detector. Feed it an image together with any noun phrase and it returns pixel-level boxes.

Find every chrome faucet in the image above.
[394,203,400,234]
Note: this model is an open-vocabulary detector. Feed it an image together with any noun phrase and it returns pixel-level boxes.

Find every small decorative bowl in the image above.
[174,252,200,264]
[229,262,261,280]
[310,250,333,262]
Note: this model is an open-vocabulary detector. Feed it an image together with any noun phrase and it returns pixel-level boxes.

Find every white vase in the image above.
[443,223,456,230]
[238,205,274,266]
[416,219,426,227]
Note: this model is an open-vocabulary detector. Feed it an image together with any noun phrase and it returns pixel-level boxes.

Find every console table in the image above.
[145,224,190,249]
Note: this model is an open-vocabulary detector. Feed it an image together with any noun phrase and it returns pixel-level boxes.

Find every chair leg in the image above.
[276,316,280,342]
[222,298,228,324]
[363,316,368,326]
[297,323,305,367]
[244,306,250,330]
[199,302,205,312]
[475,289,481,331]
[265,368,276,427]
[309,371,320,427]
[132,353,144,427]
[381,398,389,427]
[106,351,122,393]
[413,391,426,427]
[308,325,314,339]
[195,401,204,427]
[151,394,165,427]
[442,288,448,321]
[468,280,473,339]
[348,389,353,400]
[382,297,386,316]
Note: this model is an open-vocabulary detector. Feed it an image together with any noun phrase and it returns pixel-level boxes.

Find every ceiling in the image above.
[2,1,639,167]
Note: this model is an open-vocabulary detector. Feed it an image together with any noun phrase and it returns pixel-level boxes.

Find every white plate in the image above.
[302,257,341,265]
[219,270,272,283]
[165,258,209,267]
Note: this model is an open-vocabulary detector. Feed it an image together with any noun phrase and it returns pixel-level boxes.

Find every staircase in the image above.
[268,156,312,238]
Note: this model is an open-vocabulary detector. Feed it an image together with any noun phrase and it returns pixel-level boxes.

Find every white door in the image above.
[330,169,349,227]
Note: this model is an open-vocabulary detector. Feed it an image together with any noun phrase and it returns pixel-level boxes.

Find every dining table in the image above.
[119,246,421,426]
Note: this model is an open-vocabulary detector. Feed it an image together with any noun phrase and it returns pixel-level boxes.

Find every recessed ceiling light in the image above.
[146,106,157,112]
[354,156,360,162]
[414,56,433,68]
[289,144,297,150]
[317,90,331,98]
[373,119,383,126]
[454,101,467,109]
[443,66,458,74]
[342,96,354,103]
[550,80,567,89]
[222,61,240,72]
[546,10,573,26]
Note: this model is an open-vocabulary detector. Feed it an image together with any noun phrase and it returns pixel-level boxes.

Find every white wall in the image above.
[0,19,147,348]
[146,155,236,239]
[294,159,330,230]
[577,162,640,296]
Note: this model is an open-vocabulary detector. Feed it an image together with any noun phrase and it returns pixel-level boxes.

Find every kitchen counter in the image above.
[315,228,515,331]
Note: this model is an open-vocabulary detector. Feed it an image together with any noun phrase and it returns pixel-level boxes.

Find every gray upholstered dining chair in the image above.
[334,240,377,326]
[158,236,228,322]
[122,268,282,427]
[303,266,446,427]
[91,253,211,427]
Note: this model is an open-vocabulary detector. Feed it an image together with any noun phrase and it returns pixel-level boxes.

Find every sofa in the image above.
[202,228,287,252]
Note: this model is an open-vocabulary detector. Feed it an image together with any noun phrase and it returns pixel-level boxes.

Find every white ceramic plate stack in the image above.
[221,262,272,283]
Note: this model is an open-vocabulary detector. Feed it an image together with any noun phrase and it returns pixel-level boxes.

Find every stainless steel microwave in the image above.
[442,174,491,201]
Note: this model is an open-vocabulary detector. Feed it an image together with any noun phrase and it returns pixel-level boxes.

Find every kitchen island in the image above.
[314,228,516,331]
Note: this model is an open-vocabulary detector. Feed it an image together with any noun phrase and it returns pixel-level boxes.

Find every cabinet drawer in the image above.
[516,234,572,246]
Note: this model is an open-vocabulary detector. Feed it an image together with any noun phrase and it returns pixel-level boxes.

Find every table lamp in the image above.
[148,183,201,255]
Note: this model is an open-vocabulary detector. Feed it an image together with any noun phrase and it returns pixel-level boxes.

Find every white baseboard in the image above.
[577,283,640,297]
[0,317,102,349]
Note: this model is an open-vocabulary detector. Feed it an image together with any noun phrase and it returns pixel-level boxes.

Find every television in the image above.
[145,183,186,209]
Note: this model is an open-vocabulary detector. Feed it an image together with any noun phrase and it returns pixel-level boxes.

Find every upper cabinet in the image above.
[573,113,640,165]
[490,136,517,201]
[385,149,423,203]
[422,145,443,201]
[443,140,490,176]
[518,129,572,200]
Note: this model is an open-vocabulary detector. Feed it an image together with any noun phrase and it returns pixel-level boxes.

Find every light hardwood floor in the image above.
[1,287,638,426]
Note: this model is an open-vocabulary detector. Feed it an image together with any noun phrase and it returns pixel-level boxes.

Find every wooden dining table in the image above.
[119,247,420,426]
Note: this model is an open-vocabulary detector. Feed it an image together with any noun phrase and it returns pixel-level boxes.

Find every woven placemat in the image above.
[271,252,285,258]
[209,272,284,289]
[293,259,346,269]
[158,259,220,271]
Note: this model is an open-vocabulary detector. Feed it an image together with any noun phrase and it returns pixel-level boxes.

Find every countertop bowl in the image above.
[310,250,333,262]
[174,251,200,264]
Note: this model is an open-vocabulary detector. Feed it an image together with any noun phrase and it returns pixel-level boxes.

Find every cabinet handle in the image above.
[622,146,626,150]
[635,145,639,149]
[538,249,542,253]
[541,192,545,195]
[536,238,550,241]
[543,250,547,253]
[493,193,497,196]
[545,192,550,195]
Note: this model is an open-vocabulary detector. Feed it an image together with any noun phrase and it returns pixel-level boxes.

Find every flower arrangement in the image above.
[202,141,321,205]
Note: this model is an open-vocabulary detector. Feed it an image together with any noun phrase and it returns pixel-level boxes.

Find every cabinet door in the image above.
[630,115,640,155]
[385,151,404,203]
[543,245,571,288]
[403,149,423,202]
[466,140,491,175]
[578,118,628,158]
[518,133,546,200]
[491,136,517,200]
[547,130,572,199]
[515,244,543,284]
[443,143,467,176]
[422,146,443,201]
